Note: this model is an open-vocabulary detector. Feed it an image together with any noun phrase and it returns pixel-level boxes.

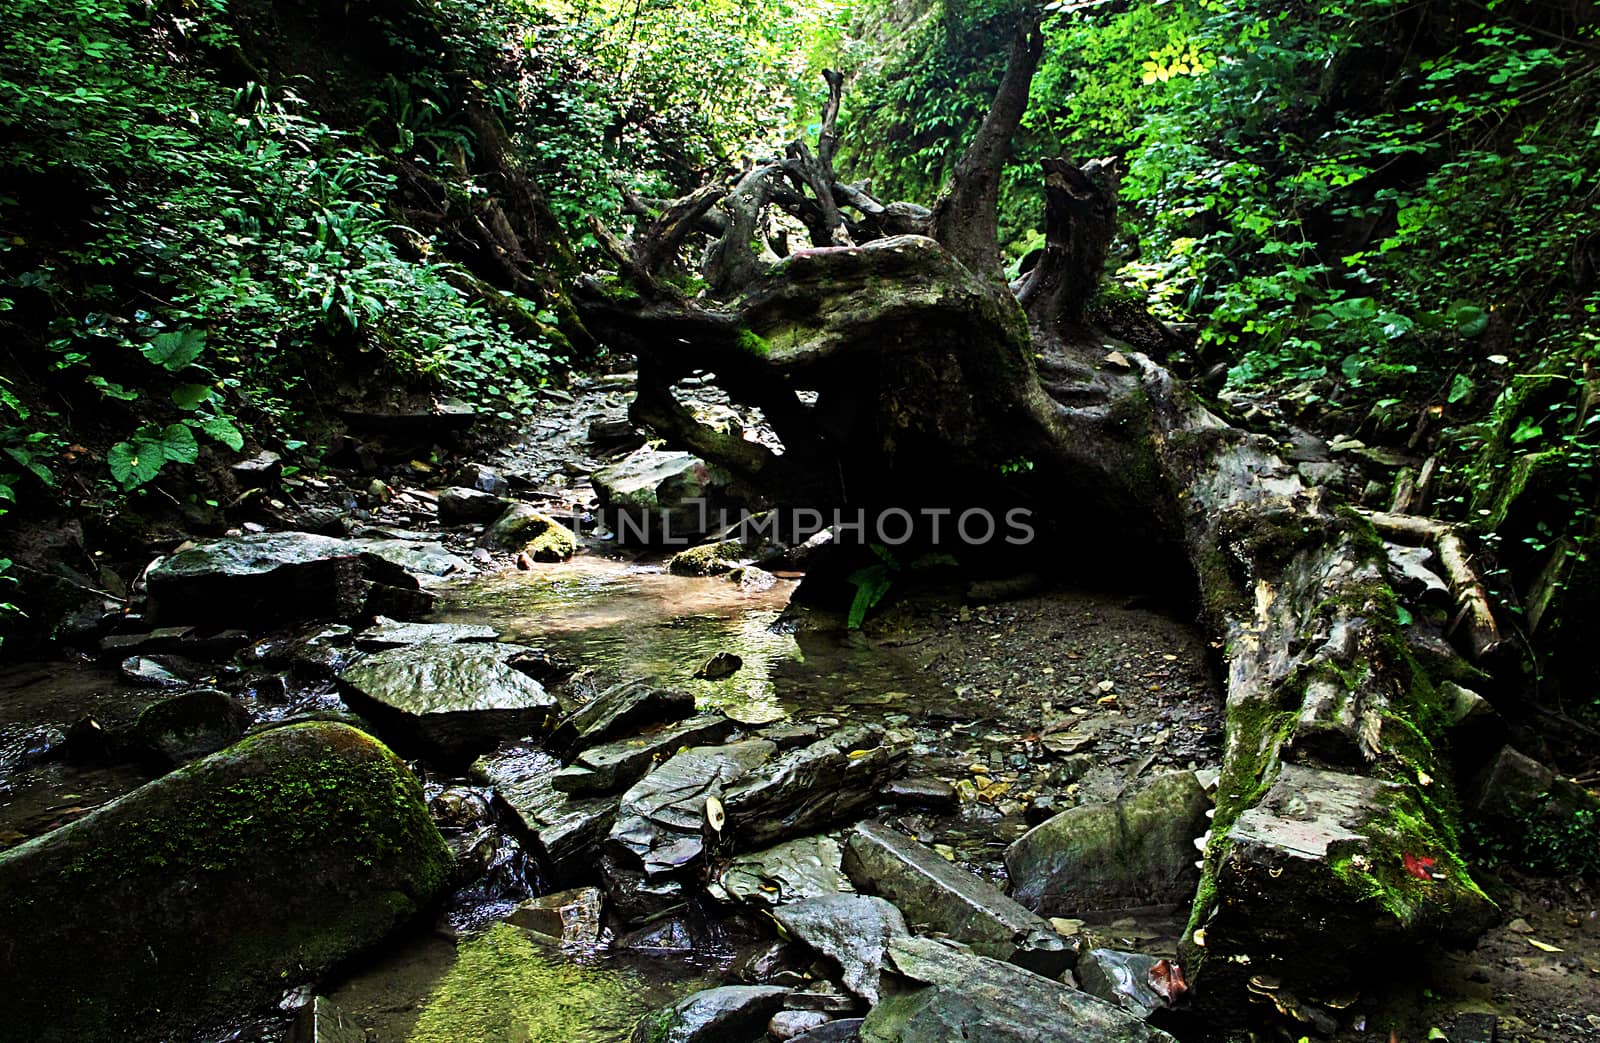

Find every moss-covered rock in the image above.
[482,504,578,561]
[0,722,452,1043]
[668,538,747,576]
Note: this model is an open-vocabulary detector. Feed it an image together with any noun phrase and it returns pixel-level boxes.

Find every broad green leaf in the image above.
[171,384,214,410]
[108,441,164,489]
[1510,419,1544,444]
[1447,374,1475,404]
[157,423,198,463]
[140,329,206,372]
[199,415,244,450]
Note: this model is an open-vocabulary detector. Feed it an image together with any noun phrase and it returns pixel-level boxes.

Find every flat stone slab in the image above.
[553,715,739,796]
[339,643,557,759]
[861,936,1175,1043]
[720,835,850,908]
[723,726,906,852]
[551,680,695,754]
[843,821,1075,978]
[473,746,618,880]
[609,740,777,878]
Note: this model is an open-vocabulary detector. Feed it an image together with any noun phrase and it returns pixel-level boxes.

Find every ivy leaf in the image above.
[171,384,214,410]
[107,441,164,489]
[140,329,206,372]
[198,415,244,450]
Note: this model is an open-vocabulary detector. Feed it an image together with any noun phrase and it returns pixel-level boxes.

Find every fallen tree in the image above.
[573,4,1496,1027]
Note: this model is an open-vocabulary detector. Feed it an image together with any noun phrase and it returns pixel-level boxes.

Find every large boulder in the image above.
[145,532,434,627]
[1004,771,1209,916]
[861,936,1174,1043]
[337,643,559,760]
[0,722,451,1043]
[843,821,1075,977]
[592,448,732,544]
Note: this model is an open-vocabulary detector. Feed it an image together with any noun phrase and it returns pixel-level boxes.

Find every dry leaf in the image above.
[1528,938,1564,953]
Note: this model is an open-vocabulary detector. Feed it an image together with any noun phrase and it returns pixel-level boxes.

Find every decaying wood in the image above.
[1362,509,1505,660]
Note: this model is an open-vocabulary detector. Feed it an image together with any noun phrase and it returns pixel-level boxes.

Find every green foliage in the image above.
[846,544,958,629]
[0,0,568,498]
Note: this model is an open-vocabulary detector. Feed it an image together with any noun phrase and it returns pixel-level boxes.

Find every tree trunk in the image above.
[572,33,1499,1028]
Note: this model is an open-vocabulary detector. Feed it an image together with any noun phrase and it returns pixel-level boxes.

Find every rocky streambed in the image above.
[7,377,1597,1042]
[0,521,1230,1042]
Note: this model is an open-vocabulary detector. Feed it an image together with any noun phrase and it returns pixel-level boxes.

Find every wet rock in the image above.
[773,894,909,1005]
[724,726,908,852]
[759,720,823,749]
[1004,771,1209,916]
[119,654,188,688]
[0,722,451,1043]
[551,680,696,754]
[288,995,364,1043]
[609,739,777,878]
[64,715,116,764]
[597,850,688,923]
[719,835,850,907]
[428,787,493,830]
[696,651,743,680]
[615,915,697,954]
[552,715,739,796]
[771,1010,832,1040]
[792,1018,865,1042]
[880,778,958,810]
[473,747,618,881]
[588,417,645,452]
[842,821,1075,978]
[630,985,791,1043]
[338,643,558,760]
[131,688,252,767]
[437,486,511,526]
[862,936,1175,1043]
[729,940,814,985]
[459,462,511,496]
[355,618,499,650]
[1075,949,1185,1020]
[1383,543,1452,608]
[145,532,433,627]
[785,988,860,1013]
[354,538,470,577]
[100,626,196,657]
[481,504,576,561]
[507,886,603,946]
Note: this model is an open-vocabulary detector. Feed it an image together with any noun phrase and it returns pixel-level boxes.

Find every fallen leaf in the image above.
[1402,852,1437,881]
[1528,938,1564,953]
[704,796,726,833]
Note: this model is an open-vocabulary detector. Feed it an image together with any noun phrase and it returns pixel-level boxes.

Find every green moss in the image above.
[524,518,578,562]
[737,327,772,357]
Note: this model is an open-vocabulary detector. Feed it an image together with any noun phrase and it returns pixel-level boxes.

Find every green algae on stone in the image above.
[0,722,451,1043]
[409,923,707,1043]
